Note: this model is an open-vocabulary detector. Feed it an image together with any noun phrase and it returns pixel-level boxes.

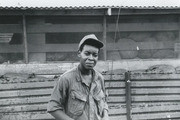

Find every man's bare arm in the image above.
[50,110,74,120]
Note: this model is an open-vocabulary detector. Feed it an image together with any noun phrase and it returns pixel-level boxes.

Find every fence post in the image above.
[125,71,132,120]
[22,14,28,63]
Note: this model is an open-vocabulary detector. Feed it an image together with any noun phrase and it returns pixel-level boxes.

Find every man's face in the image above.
[78,44,99,70]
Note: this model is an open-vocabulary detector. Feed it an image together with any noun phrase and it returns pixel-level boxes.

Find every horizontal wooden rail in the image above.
[131,81,180,87]
[0,22,178,33]
[26,23,179,33]
[0,41,176,53]
[132,112,180,120]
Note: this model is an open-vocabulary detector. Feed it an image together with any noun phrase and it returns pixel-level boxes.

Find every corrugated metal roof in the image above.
[0,6,180,10]
[0,0,180,10]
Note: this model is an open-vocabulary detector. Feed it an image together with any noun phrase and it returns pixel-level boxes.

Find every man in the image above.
[47,34,109,120]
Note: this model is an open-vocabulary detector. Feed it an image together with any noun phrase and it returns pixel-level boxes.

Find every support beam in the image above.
[22,15,28,63]
[125,71,132,120]
[177,17,180,58]
[103,12,107,60]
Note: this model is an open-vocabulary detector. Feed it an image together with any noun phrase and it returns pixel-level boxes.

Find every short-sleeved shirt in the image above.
[47,65,108,120]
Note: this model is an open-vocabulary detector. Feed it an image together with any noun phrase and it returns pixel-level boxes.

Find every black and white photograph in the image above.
[0,0,180,120]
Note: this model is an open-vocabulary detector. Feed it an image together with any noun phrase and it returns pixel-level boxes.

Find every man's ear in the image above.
[77,50,81,57]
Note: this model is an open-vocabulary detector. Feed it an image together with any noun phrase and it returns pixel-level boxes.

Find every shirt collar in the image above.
[76,65,99,84]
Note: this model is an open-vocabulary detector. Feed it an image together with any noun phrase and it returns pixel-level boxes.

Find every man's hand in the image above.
[102,109,109,120]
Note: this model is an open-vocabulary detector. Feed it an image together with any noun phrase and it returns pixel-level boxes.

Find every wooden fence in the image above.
[130,73,180,120]
[0,71,180,120]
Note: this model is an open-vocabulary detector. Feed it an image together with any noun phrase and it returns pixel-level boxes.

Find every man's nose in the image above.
[88,54,94,60]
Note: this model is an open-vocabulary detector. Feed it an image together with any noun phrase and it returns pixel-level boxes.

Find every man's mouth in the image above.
[86,63,94,66]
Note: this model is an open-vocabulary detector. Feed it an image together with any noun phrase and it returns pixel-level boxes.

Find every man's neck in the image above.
[78,64,92,75]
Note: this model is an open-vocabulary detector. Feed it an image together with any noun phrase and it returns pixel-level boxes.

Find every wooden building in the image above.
[1,4,180,120]
[0,6,180,64]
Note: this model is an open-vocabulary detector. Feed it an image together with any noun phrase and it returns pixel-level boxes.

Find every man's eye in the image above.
[93,54,98,57]
[85,52,90,56]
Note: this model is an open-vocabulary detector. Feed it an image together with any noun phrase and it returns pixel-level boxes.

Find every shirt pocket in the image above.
[93,90,105,117]
[68,90,87,116]
[93,89,105,101]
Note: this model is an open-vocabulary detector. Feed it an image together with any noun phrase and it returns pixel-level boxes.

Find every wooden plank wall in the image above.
[0,73,127,120]
[130,73,180,120]
[105,74,127,120]
[1,70,180,120]
[0,15,179,62]
[0,77,55,120]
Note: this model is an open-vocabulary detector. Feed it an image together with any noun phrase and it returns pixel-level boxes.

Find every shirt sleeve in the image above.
[100,74,109,111]
[47,76,68,113]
